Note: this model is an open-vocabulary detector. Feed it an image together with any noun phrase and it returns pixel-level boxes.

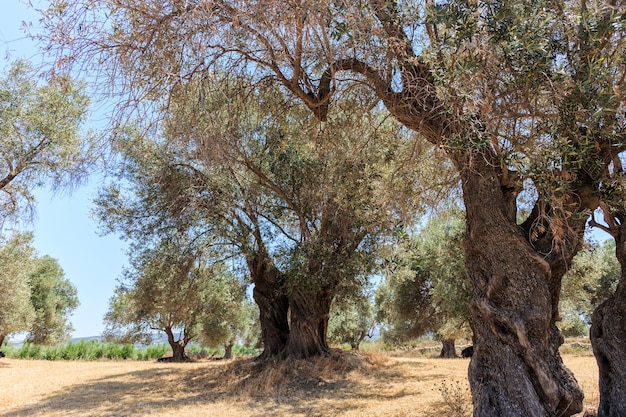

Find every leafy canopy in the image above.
[0,59,92,226]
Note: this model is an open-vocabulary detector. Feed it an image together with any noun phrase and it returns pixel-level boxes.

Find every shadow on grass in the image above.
[3,351,425,417]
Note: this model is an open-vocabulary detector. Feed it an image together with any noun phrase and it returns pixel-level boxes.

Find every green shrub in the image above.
[233,345,262,356]
[121,344,135,359]
[1,340,259,361]
[144,344,168,360]
[103,343,123,359]
[43,346,61,360]
[18,343,43,359]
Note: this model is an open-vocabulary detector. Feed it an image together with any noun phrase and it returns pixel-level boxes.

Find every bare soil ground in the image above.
[0,351,598,417]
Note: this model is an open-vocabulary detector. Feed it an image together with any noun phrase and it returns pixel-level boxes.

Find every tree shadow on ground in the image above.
[4,351,436,417]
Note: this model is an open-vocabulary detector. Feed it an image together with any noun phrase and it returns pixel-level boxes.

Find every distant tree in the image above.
[103,234,246,362]
[0,232,35,346]
[328,286,376,351]
[590,240,622,308]
[0,60,92,226]
[556,240,620,337]
[199,269,254,359]
[25,256,79,345]
[377,210,471,357]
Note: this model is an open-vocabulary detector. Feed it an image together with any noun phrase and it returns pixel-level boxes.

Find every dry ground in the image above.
[0,351,598,417]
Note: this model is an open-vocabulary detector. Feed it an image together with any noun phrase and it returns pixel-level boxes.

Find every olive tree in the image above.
[377,210,471,357]
[103,235,240,362]
[95,81,439,359]
[0,233,77,347]
[26,256,79,345]
[0,232,36,347]
[0,59,91,226]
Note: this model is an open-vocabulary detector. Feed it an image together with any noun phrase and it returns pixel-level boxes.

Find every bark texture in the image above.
[439,339,457,358]
[284,287,332,358]
[462,156,583,417]
[165,327,189,362]
[249,251,290,360]
[590,231,626,417]
[224,342,234,360]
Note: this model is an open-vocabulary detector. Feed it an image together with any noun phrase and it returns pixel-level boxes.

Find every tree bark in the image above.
[224,342,234,359]
[284,286,332,358]
[590,230,626,417]
[439,338,457,358]
[249,253,290,360]
[165,327,189,362]
[461,156,583,417]
[350,329,367,351]
[0,334,5,348]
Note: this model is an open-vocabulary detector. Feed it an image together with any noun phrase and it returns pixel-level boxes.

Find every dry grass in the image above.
[0,351,599,417]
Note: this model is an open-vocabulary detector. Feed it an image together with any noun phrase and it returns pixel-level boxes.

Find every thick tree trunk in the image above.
[439,338,457,358]
[164,327,189,362]
[170,342,187,361]
[590,231,626,417]
[284,287,332,358]
[249,252,290,360]
[224,342,234,359]
[252,276,289,359]
[461,157,583,417]
[350,330,367,351]
[0,334,6,348]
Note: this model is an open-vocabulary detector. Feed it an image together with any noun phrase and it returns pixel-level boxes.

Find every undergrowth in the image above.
[2,340,170,361]
[1,340,261,361]
[438,379,472,417]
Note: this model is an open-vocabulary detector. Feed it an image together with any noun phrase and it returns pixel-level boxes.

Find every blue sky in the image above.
[1,1,127,338]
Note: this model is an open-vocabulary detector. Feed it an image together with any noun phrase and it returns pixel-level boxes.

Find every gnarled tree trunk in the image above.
[253,281,289,359]
[462,157,583,417]
[249,252,289,360]
[590,229,626,417]
[165,327,189,362]
[439,338,457,358]
[285,286,333,358]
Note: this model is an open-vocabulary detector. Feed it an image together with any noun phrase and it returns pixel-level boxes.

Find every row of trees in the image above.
[101,206,622,359]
